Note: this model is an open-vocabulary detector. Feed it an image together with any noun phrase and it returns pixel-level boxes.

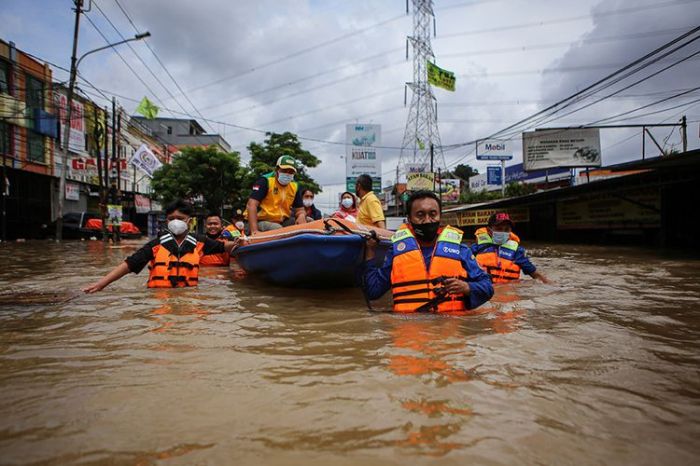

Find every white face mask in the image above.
[167,219,189,236]
[235,221,245,230]
[491,231,510,245]
[341,198,354,209]
[303,198,314,208]
[277,172,294,185]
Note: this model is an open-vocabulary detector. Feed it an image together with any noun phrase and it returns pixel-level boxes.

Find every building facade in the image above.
[132,116,231,152]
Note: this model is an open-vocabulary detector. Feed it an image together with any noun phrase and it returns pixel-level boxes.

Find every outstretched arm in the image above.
[83,261,131,293]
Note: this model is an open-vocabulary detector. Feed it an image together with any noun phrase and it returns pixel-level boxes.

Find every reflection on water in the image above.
[0,240,699,464]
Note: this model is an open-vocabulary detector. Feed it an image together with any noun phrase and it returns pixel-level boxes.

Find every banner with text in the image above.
[407,172,435,191]
[346,124,381,192]
[476,139,513,160]
[523,128,602,170]
[53,91,86,154]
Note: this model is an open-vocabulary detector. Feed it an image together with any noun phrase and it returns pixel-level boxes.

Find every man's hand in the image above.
[82,282,106,294]
[443,277,470,296]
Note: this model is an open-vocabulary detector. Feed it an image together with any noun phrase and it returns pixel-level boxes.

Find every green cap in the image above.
[276,155,297,172]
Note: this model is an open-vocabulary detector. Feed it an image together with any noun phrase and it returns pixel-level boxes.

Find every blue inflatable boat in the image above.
[232,219,391,287]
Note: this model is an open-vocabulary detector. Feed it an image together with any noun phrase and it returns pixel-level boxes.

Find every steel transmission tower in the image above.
[398,0,445,179]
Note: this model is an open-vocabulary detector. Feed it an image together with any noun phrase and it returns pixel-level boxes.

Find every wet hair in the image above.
[165,199,193,216]
[407,190,441,215]
[340,191,356,208]
[301,188,315,197]
[205,212,222,222]
[356,174,373,192]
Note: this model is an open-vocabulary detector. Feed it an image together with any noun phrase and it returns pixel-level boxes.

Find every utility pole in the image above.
[56,0,83,241]
[110,96,121,243]
[681,115,688,153]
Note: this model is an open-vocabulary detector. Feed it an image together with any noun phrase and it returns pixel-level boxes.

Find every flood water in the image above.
[0,239,699,465]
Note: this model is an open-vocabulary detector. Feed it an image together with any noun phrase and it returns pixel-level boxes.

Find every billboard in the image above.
[476,139,513,161]
[439,179,460,203]
[346,124,381,192]
[53,91,86,154]
[523,128,601,170]
[407,172,435,191]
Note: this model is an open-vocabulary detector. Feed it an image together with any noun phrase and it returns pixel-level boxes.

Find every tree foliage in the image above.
[452,163,479,181]
[151,146,245,212]
[245,132,321,193]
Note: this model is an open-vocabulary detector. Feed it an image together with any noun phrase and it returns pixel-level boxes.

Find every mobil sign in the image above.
[476,139,513,161]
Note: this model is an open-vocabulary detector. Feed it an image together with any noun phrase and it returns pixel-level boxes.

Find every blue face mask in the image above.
[277,172,294,185]
[492,231,510,245]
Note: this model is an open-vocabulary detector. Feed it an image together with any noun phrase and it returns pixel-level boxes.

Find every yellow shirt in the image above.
[357,191,385,226]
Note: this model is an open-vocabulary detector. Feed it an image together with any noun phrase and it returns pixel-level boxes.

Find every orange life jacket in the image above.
[199,235,230,267]
[147,234,204,288]
[390,225,467,313]
[473,227,521,283]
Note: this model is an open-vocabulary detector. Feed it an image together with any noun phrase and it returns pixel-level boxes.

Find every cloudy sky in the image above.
[2,0,699,208]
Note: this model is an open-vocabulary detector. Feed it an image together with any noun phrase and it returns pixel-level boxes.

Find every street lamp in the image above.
[56,31,150,241]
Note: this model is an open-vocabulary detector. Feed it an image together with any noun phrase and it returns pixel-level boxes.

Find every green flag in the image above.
[427,61,456,92]
[135,96,159,119]
[417,138,425,150]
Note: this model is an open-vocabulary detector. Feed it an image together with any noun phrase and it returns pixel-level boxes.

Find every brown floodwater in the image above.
[0,239,699,465]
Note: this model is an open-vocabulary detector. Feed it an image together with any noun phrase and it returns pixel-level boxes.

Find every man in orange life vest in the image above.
[82,200,240,292]
[470,212,549,284]
[362,190,493,312]
[200,213,242,267]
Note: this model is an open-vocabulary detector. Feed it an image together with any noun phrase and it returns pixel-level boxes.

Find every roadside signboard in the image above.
[346,124,381,192]
[476,139,513,161]
[523,128,602,170]
[487,166,502,185]
[407,172,435,191]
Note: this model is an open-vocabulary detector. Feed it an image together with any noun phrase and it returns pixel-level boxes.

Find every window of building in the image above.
[27,130,45,163]
[0,121,10,156]
[167,126,172,135]
[25,74,44,110]
[0,60,10,95]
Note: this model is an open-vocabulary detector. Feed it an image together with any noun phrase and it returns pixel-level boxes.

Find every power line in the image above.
[109,0,215,133]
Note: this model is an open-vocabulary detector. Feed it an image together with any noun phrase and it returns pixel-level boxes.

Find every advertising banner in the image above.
[53,91,86,154]
[476,139,513,161]
[107,204,123,227]
[439,179,460,203]
[135,194,151,214]
[405,163,428,173]
[427,62,456,91]
[346,124,381,192]
[130,144,163,178]
[557,188,660,229]
[523,128,601,170]
[457,207,530,226]
[65,182,80,201]
[407,172,435,191]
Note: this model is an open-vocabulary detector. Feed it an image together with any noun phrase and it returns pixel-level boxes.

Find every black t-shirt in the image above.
[249,176,304,209]
[125,233,225,274]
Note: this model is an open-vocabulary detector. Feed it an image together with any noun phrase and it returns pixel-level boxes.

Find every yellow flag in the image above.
[135,96,159,119]
[427,61,456,92]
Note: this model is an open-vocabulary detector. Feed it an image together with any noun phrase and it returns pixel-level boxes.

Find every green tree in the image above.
[151,146,245,212]
[504,181,536,197]
[452,163,479,181]
[245,132,321,193]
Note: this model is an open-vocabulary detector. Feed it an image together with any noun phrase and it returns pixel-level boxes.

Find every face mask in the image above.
[341,198,354,209]
[492,231,510,245]
[303,198,314,208]
[277,173,294,185]
[235,221,245,230]
[411,221,440,242]
[206,232,220,239]
[167,219,189,236]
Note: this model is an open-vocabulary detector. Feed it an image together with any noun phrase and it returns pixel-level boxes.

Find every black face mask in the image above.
[411,221,440,242]
[206,232,220,239]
